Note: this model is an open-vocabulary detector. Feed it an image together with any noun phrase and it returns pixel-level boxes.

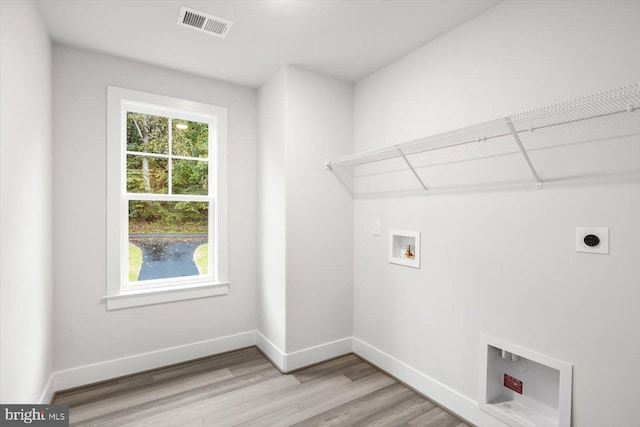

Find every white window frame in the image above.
[105,86,228,310]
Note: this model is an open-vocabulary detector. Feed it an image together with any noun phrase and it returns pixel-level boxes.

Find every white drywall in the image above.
[257,66,353,361]
[0,0,53,403]
[285,66,353,353]
[52,45,257,374]
[257,68,288,352]
[352,1,640,426]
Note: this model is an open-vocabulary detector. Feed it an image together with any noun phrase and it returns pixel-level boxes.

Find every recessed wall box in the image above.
[576,227,609,254]
[479,335,573,427]
[389,230,420,268]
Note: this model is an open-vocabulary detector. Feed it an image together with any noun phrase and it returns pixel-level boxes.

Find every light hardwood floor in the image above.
[53,347,472,427]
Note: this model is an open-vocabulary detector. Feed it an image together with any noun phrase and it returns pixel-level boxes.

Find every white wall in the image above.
[352,1,640,426]
[257,68,287,352]
[257,66,353,366]
[0,0,53,403]
[52,45,257,376]
[285,67,353,353]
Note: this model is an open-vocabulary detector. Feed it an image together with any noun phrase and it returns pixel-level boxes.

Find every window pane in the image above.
[127,112,168,154]
[128,201,209,282]
[126,155,168,194]
[172,119,209,158]
[172,159,208,195]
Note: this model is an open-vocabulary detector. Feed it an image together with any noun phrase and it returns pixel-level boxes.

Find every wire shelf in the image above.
[326,83,640,197]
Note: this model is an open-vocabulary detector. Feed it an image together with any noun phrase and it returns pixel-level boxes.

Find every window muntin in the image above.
[122,106,214,290]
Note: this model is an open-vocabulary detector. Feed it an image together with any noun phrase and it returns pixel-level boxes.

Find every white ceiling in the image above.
[36,0,500,88]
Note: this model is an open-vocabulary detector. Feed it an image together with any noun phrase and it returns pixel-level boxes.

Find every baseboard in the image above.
[51,331,351,394]
[255,332,286,371]
[39,372,56,404]
[286,337,353,372]
[53,331,256,392]
[352,337,503,427]
[255,332,353,373]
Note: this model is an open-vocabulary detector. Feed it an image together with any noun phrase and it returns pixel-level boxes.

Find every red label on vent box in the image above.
[504,374,523,394]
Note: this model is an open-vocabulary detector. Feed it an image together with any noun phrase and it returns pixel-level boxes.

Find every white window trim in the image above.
[105,86,228,310]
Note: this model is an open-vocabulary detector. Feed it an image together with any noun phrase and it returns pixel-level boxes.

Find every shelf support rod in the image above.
[396,147,428,193]
[505,119,543,189]
[325,162,354,197]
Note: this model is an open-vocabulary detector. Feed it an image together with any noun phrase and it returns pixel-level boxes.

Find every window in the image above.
[105,87,228,309]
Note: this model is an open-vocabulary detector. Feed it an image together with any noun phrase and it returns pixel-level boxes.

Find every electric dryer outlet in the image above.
[576,227,609,254]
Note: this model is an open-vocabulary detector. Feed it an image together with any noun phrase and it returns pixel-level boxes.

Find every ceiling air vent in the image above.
[177,6,233,38]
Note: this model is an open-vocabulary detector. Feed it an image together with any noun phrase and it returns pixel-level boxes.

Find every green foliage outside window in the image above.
[128,201,208,234]
[126,155,168,194]
[172,119,209,158]
[127,113,168,154]
[173,159,208,195]
[126,112,210,234]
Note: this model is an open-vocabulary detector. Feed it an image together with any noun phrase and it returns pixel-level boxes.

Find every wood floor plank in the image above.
[69,368,234,424]
[226,356,273,377]
[79,366,283,427]
[126,374,300,427]
[408,406,463,427]
[291,383,412,426]
[56,347,262,407]
[356,395,436,426]
[290,354,363,383]
[201,373,353,426]
[54,347,472,427]
[254,373,397,427]
[339,360,380,382]
[236,404,302,427]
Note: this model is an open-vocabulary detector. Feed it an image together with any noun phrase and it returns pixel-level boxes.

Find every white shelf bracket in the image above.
[325,162,354,197]
[397,147,428,193]
[505,118,543,189]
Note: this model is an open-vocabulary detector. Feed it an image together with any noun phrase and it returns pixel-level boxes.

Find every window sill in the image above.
[103,282,229,310]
